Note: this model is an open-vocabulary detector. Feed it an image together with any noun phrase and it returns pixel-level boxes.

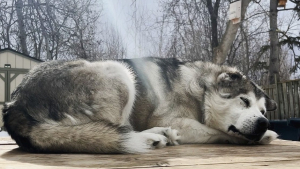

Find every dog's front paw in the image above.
[162,127,181,146]
[145,133,168,149]
[123,132,168,153]
[142,127,181,146]
[258,130,278,144]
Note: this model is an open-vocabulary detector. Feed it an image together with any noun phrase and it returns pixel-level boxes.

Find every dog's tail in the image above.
[0,106,4,131]
[2,103,38,152]
[3,104,159,153]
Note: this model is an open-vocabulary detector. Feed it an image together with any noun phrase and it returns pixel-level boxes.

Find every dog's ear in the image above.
[266,98,277,111]
[217,72,243,83]
[217,72,243,98]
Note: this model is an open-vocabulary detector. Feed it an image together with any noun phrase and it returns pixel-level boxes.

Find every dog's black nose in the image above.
[255,117,269,133]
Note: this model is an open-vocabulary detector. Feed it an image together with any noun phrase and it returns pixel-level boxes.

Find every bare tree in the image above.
[158,0,228,60]
[268,0,280,84]
[102,26,127,60]
[205,0,220,55]
[0,0,108,60]
[154,0,294,85]
[213,0,251,64]
[15,0,29,55]
[0,0,16,49]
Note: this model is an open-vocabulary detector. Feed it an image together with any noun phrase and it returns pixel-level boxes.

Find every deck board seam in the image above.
[118,158,300,169]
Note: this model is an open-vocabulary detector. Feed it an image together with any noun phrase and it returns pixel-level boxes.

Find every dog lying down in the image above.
[2,57,278,153]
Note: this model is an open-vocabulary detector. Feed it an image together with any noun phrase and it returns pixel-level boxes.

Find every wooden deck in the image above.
[1,137,300,169]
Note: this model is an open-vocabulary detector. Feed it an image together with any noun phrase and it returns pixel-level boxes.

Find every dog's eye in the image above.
[260,110,266,115]
[240,97,250,107]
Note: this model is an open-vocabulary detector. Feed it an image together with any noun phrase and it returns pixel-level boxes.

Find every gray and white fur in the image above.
[2,58,278,153]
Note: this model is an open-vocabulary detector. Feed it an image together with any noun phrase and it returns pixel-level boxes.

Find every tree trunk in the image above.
[15,0,29,55]
[268,0,280,84]
[213,0,251,65]
[206,0,220,52]
[33,0,51,60]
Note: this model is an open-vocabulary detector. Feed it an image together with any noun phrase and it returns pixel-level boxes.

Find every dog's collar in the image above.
[199,86,206,124]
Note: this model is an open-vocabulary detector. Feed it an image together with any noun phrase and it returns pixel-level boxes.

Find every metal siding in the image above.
[7,52,16,68]
[0,52,8,68]
[0,73,5,102]
[15,55,24,68]
[0,104,3,128]
[8,73,27,101]
[10,73,16,99]
[30,61,38,69]
[23,58,31,69]
[15,74,24,87]
[0,54,2,68]
[12,74,25,99]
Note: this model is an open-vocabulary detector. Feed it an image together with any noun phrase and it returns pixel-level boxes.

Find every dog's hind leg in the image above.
[4,105,170,153]
[25,121,169,153]
[119,92,170,152]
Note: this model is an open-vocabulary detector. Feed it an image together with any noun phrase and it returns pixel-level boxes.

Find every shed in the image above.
[0,48,42,127]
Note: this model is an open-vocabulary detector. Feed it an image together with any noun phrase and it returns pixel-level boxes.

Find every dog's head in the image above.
[205,71,277,141]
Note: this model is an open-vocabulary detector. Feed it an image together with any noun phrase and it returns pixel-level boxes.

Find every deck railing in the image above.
[263,79,300,120]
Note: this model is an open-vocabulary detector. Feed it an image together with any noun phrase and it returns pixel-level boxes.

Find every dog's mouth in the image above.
[228,125,264,141]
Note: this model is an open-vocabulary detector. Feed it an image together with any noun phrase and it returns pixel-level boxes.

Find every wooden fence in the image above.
[263,79,300,121]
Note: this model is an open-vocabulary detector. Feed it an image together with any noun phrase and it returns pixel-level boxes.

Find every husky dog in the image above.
[2,58,278,153]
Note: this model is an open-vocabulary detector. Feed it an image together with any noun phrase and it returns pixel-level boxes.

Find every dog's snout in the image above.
[255,117,269,133]
[258,117,269,128]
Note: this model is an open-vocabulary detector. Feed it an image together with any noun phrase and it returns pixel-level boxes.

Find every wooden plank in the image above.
[264,88,271,120]
[1,138,300,169]
[278,78,300,84]
[270,88,275,119]
[288,82,295,118]
[0,137,15,145]
[263,79,300,120]
[274,78,280,120]
[272,88,277,119]
[282,83,289,119]
[294,81,300,118]
[277,83,285,120]
[265,88,271,119]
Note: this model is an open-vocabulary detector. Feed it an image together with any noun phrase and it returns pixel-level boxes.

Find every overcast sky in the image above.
[102,0,161,58]
[100,0,299,58]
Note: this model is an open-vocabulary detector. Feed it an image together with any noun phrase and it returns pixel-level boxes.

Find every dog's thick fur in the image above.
[2,58,278,153]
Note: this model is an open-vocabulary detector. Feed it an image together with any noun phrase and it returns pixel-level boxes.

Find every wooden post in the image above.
[282,82,289,119]
[288,82,295,118]
[278,83,285,120]
[274,74,280,120]
[294,81,300,118]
